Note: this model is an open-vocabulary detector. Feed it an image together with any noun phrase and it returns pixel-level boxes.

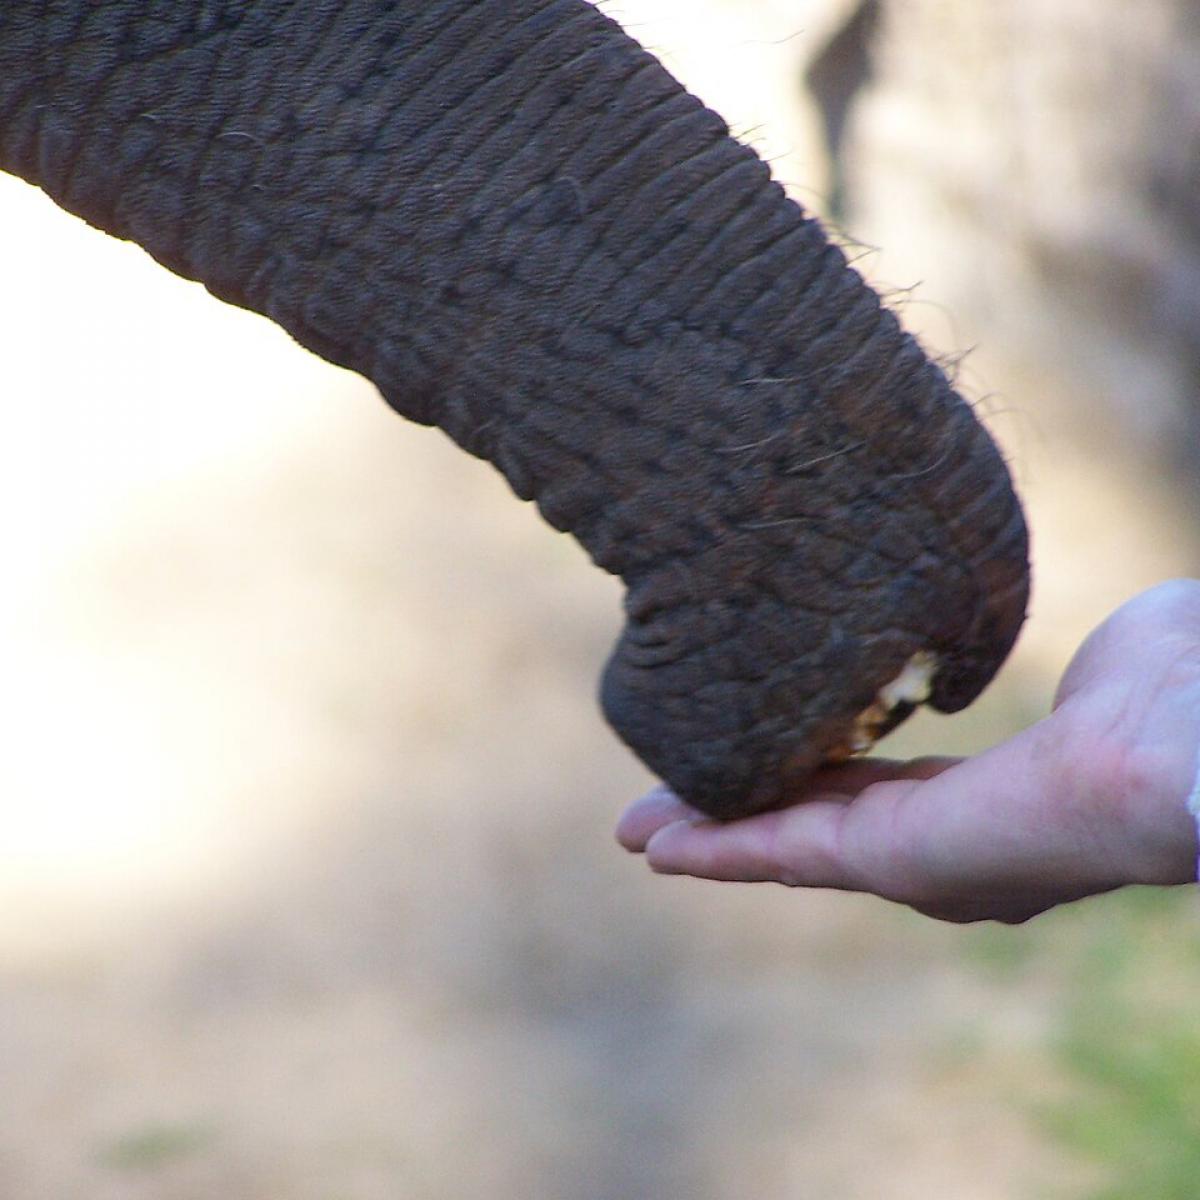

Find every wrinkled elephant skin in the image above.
[0,1,1029,818]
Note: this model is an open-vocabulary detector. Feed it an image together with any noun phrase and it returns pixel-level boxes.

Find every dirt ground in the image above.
[2,5,1198,1198]
[0,391,1083,1200]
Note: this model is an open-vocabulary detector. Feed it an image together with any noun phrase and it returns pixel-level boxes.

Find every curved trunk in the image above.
[0,0,1029,818]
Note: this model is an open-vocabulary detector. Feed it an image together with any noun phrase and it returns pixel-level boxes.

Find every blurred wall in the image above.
[845,0,1200,460]
[835,0,1200,657]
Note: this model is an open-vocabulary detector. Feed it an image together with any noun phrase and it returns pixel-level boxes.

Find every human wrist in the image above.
[1188,742,1200,882]
[1120,690,1200,886]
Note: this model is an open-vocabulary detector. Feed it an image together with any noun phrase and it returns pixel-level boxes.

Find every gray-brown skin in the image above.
[0,0,1029,819]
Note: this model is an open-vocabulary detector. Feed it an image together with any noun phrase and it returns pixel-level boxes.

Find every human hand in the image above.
[617,580,1200,924]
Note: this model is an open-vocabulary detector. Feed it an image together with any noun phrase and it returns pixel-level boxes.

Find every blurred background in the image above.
[2,1,1198,1196]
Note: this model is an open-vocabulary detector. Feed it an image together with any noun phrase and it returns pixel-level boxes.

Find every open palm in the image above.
[617,581,1200,923]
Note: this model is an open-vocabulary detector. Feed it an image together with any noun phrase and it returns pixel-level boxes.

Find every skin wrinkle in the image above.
[552,114,739,326]
[44,39,110,205]
[378,1,576,158]
[929,469,1027,654]
[738,223,851,323]
[699,222,841,344]
[592,159,760,325]
[544,91,696,302]
[347,31,663,408]
[369,2,497,111]
[614,155,767,283]
[749,408,955,616]
[494,49,651,187]
[273,34,400,267]
[1,0,1030,818]
[316,4,424,97]
[841,372,1012,620]
[585,114,736,250]
[396,7,586,168]
[796,292,893,381]
[1190,745,1200,881]
[556,69,699,209]
[247,11,463,290]
[474,367,625,502]
[441,52,609,211]
[1118,641,1200,880]
[632,182,800,326]
[33,35,97,203]
[144,22,260,259]
[530,57,670,204]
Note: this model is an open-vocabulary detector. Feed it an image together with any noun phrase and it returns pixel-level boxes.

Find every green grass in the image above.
[1047,891,1200,1200]
[98,1120,217,1170]
[968,889,1200,1200]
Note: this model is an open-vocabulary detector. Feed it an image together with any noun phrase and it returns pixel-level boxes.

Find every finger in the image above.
[618,773,882,853]
[616,785,704,852]
[802,755,961,798]
[643,801,860,890]
[641,733,1052,901]
[618,756,962,854]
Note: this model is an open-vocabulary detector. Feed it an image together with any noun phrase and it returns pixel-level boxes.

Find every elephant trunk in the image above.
[0,0,1029,818]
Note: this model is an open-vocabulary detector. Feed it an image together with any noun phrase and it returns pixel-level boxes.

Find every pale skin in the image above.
[617,580,1200,924]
